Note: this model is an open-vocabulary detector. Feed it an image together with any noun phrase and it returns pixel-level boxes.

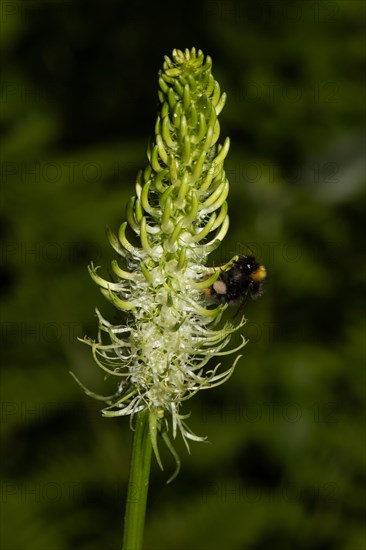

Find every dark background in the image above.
[1,1,365,549]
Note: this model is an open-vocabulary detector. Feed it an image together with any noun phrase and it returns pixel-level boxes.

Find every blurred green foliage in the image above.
[1,1,365,549]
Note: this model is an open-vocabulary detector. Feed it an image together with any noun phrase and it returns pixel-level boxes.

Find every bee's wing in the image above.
[233,287,251,318]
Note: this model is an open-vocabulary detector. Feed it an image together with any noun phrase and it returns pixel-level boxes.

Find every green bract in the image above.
[75,48,246,481]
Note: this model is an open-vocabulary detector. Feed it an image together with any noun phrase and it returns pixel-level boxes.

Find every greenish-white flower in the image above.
[74,48,246,479]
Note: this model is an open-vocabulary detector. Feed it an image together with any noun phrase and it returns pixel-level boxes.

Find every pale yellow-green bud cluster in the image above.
[75,48,246,479]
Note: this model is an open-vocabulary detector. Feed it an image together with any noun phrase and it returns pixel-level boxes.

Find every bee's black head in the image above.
[236,255,260,275]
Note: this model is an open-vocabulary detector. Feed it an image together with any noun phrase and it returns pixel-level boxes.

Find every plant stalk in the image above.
[122,410,152,550]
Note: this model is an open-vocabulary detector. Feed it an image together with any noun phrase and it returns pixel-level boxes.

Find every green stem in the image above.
[122,410,152,550]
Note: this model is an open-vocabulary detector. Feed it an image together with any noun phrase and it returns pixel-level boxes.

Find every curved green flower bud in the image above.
[74,48,246,480]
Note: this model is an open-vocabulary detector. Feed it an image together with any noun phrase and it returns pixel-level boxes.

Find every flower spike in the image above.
[75,48,246,480]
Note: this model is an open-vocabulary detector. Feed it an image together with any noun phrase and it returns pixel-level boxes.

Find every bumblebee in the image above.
[205,255,267,312]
